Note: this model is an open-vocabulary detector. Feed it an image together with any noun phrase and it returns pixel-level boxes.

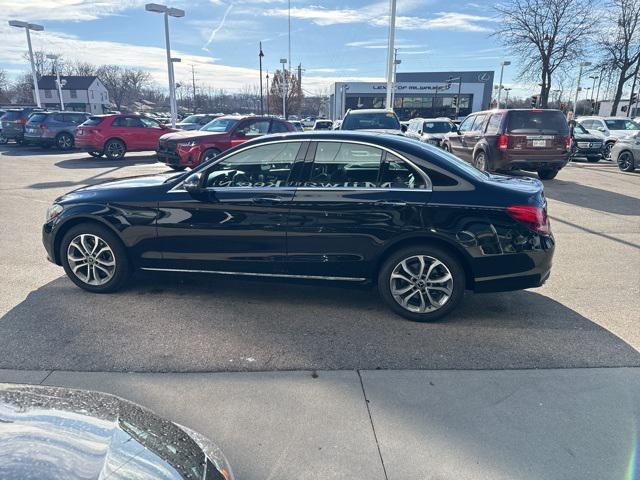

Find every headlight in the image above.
[179,425,234,480]
[178,140,199,147]
[46,204,63,222]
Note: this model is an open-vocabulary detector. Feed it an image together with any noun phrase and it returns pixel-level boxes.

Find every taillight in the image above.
[498,134,509,150]
[39,124,47,129]
[506,205,550,235]
[564,135,571,149]
[17,118,27,125]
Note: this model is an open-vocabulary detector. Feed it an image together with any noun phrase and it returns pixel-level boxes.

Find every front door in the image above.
[157,140,307,273]
[285,141,431,279]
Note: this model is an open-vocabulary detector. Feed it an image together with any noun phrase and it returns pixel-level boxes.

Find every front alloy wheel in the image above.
[604,142,614,159]
[61,224,130,292]
[379,246,465,322]
[617,151,635,172]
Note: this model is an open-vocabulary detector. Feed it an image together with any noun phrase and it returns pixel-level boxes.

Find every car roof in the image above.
[346,109,395,115]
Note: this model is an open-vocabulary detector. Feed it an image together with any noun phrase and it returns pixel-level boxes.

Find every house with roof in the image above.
[33,76,110,114]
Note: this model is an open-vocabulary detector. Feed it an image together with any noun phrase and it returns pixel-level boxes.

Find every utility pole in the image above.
[9,21,44,108]
[266,71,270,115]
[594,74,603,115]
[385,0,397,110]
[573,61,591,115]
[391,49,401,111]
[259,42,264,115]
[280,58,287,118]
[191,64,197,112]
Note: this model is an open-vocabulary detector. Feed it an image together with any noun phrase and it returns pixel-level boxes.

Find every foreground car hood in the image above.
[77,172,182,191]
[160,130,225,141]
[0,383,231,480]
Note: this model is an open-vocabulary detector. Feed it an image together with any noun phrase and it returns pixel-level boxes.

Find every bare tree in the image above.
[268,69,303,116]
[494,0,596,108]
[600,0,640,113]
[63,61,98,76]
[95,65,151,110]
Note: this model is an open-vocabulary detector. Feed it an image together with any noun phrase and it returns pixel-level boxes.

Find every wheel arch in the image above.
[200,146,222,163]
[105,136,127,149]
[374,235,475,290]
[52,215,127,266]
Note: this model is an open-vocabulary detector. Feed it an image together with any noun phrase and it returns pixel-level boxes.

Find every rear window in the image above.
[423,121,453,133]
[342,111,401,130]
[2,111,24,121]
[27,113,48,123]
[82,117,105,126]
[507,111,569,134]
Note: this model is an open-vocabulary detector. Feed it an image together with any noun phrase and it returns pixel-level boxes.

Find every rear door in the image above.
[139,116,167,150]
[284,140,431,279]
[463,114,488,160]
[110,116,144,150]
[449,115,475,160]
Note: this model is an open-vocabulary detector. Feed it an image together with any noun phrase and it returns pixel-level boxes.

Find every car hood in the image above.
[0,383,231,480]
[160,130,226,141]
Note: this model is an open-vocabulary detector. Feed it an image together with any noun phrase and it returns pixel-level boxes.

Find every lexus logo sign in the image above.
[478,72,490,82]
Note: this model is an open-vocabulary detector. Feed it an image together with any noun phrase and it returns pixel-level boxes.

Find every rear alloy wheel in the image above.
[201,148,221,163]
[538,168,559,180]
[88,151,103,158]
[473,151,488,172]
[104,139,126,160]
[56,132,74,151]
[60,224,131,293]
[378,246,465,322]
[617,151,635,172]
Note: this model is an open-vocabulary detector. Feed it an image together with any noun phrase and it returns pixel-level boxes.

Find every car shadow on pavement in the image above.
[55,154,162,169]
[543,178,640,216]
[0,273,638,373]
[0,144,72,156]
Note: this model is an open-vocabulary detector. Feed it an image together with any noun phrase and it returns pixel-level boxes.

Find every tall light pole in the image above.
[594,74,603,114]
[9,20,44,108]
[341,84,350,118]
[573,61,591,115]
[46,54,65,110]
[259,43,265,115]
[145,3,185,128]
[280,58,287,118]
[391,49,401,111]
[266,71,270,116]
[496,60,511,108]
[385,0,397,110]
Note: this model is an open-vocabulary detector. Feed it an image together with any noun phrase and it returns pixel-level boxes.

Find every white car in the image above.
[405,117,456,147]
[577,116,640,158]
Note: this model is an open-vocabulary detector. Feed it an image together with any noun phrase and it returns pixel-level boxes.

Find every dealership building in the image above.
[329,71,495,121]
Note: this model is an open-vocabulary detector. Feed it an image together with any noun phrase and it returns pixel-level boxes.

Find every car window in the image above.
[181,115,200,124]
[140,117,161,128]
[341,111,401,130]
[379,153,425,189]
[306,142,383,188]
[270,121,289,133]
[580,120,593,129]
[423,121,453,134]
[204,142,301,188]
[235,119,270,137]
[573,123,588,135]
[604,119,640,130]
[82,117,104,126]
[26,113,48,124]
[201,117,239,132]
[112,117,143,128]
[458,116,475,133]
[485,114,503,135]
[471,114,488,132]
[2,111,24,121]
[506,111,569,134]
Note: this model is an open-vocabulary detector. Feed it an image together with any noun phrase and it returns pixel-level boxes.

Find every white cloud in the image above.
[263,5,494,33]
[1,0,148,22]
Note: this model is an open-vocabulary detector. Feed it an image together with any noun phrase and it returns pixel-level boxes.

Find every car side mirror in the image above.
[183,172,209,200]
[451,125,458,133]
[597,127,606,132]
[417,130,422,135]
[401,124,407,133]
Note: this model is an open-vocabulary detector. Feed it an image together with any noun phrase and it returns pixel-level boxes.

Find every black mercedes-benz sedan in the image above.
[43,131,554,322]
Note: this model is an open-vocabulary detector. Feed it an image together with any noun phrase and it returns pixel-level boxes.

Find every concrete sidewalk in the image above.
[1,368,638,480]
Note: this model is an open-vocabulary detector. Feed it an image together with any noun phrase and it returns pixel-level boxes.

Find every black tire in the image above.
[473,151,488,172]
[88,151,103,158]
[538,168,559,180]
[586,156,600,163]
[0,136,7,145]
[201,148,221,164]
[56,132,74,151]
[104,139,126,160]
[169,165,186,171]
[617,151,635,172]
[378,245,465,322]
[60,223,131,293]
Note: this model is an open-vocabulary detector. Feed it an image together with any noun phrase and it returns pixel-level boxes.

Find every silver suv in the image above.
[24,111,90,150]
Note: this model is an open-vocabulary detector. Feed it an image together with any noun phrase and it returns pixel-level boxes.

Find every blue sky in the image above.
[1,0,531,95]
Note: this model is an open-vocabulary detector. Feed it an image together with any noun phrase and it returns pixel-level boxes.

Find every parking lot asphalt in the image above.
[1,144,639,372]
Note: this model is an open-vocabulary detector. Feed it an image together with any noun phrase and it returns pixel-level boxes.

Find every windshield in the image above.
[604,119,640,130]
[423,121,453,134]
[2,111,24,121]
[507,111,569,134]
[573,123,589,135]
[342,111,401,130]
[201,117,239,132]
[180,115,201,124]
[82,117,104,126]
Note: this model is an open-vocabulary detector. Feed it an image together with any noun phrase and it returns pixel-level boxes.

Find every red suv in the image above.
[157,115,295,169]
[75,114,176,159]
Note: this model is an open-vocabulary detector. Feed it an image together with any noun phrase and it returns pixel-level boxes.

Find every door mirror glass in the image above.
[401,124,407,133]
[597,127,606,132]
[183,172,204,196]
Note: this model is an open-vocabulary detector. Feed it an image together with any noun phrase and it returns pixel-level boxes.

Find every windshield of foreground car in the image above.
[201,118,239,132]
[342,112,401,130]
[604,119,640,130]
[423,121,453,134]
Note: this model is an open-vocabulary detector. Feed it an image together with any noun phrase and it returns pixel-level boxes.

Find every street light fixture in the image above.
[145,3,185,128]
[497,60,511,108]
[280,58,287,119]
[503,87,512,108]
[46,54,65,110]
[573,61,592,115]
[9,20,45,108]
[385,0,397,111]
